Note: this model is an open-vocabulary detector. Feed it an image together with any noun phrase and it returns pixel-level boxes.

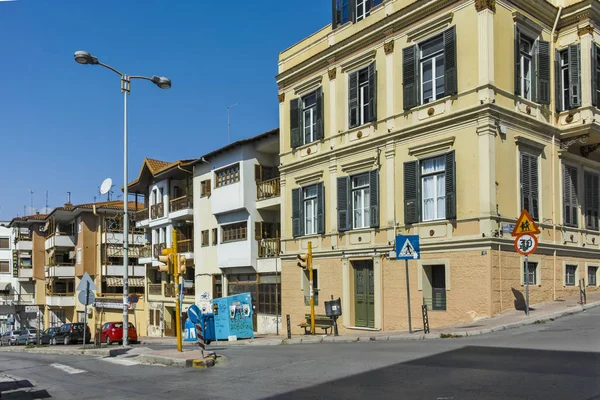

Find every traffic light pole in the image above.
[173,229,183,353]
[308,242,315,335]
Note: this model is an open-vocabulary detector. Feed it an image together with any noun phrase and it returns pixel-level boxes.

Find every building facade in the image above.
[192,129,282,334]
[277,0,600,334]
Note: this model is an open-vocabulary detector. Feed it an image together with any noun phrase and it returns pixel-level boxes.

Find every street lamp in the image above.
[74,50,170,347]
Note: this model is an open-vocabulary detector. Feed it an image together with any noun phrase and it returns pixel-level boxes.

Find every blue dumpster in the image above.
[199,313,216,344]
[213,293,254,340]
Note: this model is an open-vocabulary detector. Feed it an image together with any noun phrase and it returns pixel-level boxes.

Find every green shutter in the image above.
[445,151,456,220]
[292,188,303,237]
[368,62,377,122]
[369,170,379,228]
[337,176,350,232]
[349,0,356,23]
[290,98,302,148]
[316,182,325,234]
[592,44,598,107]
[404,161,420,224]
[403,45,419,110]
[555,49,562,113]
[537,40,550,105]
[332,0,338,29]
[514,26,521,95]
[569,43,581,108]
[348,71,359,128]
[443,26,457,96]
[316,87,324,140]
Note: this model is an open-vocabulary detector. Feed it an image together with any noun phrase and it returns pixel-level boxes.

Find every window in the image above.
[356,0,371,22]
[332,0,383,28]
[201,230,209,246]
[348,63,376,128]
[585,172,599,230]
[519,35,533,100]
[76,249,82,264]
[560,50,570,111]
[200,180,211,197]
[338,171,379,231]
[565,265,577,286]
[303,268,319,306]
[258,274,281,315]
[403,27,456,110]
[595,45,600,107]
[588,266,598,286]
[304,185,318,235]
[563,165,578,227]
[215,164,240,188]
[292,183,324,237]
[352,174,371,229]
[421,156,446,221]
[520,152,539,221]
[221,222,247,243]
[523,261,537,285]
[212,228,218,245]
[0,237,9,249]
[556,45,581,112]
[514,27,550,104]
[0,261,9,274]
[213,275,222,299]
[290,88,323,148]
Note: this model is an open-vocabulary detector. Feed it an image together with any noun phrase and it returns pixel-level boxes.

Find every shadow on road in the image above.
[0,379,51,399]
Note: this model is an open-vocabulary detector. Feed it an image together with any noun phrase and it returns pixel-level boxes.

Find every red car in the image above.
[100,322,137,345]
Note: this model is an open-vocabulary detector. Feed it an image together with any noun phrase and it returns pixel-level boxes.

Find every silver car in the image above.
[17,328,38,345]
[0,331,20,346]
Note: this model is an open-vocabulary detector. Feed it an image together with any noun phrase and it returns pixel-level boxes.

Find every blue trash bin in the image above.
[200,313,216,344]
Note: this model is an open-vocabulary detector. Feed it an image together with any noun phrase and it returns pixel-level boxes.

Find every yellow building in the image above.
[277,0,600,333]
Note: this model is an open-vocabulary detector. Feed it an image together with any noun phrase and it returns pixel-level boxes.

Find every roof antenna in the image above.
[100,178,113,201]
[227,103,238,144]
[45,190,49,213]
[28,188,34,215]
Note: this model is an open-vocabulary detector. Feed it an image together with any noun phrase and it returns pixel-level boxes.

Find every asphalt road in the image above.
[0,307,599,400]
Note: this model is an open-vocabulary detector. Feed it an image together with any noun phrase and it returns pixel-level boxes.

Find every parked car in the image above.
[16,328,38,345]
[40,327,60,345]
[100,322,137,345]
[53,323,91,345]
[0,331,16,346]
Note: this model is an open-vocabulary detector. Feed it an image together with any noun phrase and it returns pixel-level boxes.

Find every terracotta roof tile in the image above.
[145,158,173,174]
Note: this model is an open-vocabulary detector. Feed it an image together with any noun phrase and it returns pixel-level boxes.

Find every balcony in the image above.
[16,240,32,251]
[45,264,76,278]
[46,294,75,307]
[139,246,153,264]
[164,283,177,298]
[18,267,33,280]
[258,238,280,258]
[45,234,76,250]
[256,177,281,211]
[134,207,150,227]
[102,264,145,277]
[148,283,162,296]
[177,238,194,255]
[169,195,193,220]
[150,203,165,220]
[153,243,166,258]
[102,232,146,246]
[0,294,35,305]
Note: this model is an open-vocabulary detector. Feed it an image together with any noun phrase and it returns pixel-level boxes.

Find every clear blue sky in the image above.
[0,0,329,220]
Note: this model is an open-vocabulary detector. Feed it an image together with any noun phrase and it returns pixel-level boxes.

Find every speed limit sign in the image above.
[514,233,538,255]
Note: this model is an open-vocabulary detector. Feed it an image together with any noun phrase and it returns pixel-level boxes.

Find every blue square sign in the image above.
[396,235,420,260]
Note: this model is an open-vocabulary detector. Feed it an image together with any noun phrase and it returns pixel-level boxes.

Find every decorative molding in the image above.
[294,170,324,186]
[514,135,546,151]
[340,50,376,73]
[406,11,454,43]
[475,0,495,13]
[408,136,455,157]
[328,68,337,80]
[340,157,378,174]
[294,76,323,96]
[560,134,589,150]
[278,93,285,103]
[512,11,543,36]
[384,40,395,55]
[581,143,600,158]
[578,25,594,37]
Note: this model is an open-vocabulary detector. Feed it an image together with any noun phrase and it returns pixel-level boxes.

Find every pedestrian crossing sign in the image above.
[396,235,420,260]
[511,209,540,237]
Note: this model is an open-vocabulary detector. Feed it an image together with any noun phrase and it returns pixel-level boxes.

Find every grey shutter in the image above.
[521,153,539,221]
[348,71,359,128]
[290,98,302,148]
[316,87,324,140]
[337,177,350,232]
[530,155,539,221]
[292,188,303,237]
[585,172,599,230]
[443,26,458,96]
[403,161,420,224]
[369,170,379,228]
[537,40,550,105]
[592,44,598,107]
[349,0,356,23]
[316,182,325,235]
[403,45,419,110]
[332,0,338,29]
[555,49,562,113]
[531,41,538,101]
[563,165,578,227]
[514,26,521,95]
[368,62,377,122]
[445,151,456,220]
[569,43,581,108]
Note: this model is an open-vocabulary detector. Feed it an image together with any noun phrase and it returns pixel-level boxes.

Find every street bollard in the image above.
[286,314,291,339]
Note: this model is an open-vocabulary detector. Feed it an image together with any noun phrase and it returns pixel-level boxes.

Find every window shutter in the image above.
[585,172,593,229]
[316,182,325,235]
[563,165,578,227]
[537,40,550,105]
[292,188,303,237]
[349,0,357,23]
[569,43,581,108]
[254,165,262,181]
[316,87,324,140]
[443,26,458,96]
[332,0,339,29]
[290,98,302,148]
[445,151,456,220]
[514,26,521,95]
[403,161,420,224]
[592,44,598,107]
[255,222,263,240]
[337,176,350,232]
[521,153,532,219]
[555,49,562,113]
[403,45,419,110]
[368,62,377,122]
[593,174,599,231]
[369,170,379,228]
[348,71,359,128]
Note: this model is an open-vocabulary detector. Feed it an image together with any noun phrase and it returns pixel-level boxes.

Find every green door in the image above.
[354,261,375,328]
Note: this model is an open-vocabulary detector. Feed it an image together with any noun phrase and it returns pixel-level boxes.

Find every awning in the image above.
[129,277,145,288]
[105,276,145,287]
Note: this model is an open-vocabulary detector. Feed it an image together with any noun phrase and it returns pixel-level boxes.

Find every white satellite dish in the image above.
[100,178,113,195]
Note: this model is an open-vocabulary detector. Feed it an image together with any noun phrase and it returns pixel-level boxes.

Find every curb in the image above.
[137,353,223,369]
[0,345,131,357]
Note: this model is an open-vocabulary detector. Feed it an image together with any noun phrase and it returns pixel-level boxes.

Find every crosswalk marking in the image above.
[50,363,87,375]
[101,357,140,366]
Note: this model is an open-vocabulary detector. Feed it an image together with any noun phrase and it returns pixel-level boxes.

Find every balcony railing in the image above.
[257,177,281,200]
[148,284,162,296]
[164,283,176,298]
[258,238,280,258]
[150,203,164,219]
[140,246,152,258]
[134,208,149,221]
[177,239,194,253]
[170,195,193,212]
[0,294,35,305]
[153,243,166,258]
[423,288,447,311]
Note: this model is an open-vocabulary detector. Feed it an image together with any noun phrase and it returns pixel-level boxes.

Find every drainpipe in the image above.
[551,7,562,301]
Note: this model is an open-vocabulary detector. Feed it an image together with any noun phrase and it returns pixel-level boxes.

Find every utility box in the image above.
[325,298,342,317]
[212,293,254,341]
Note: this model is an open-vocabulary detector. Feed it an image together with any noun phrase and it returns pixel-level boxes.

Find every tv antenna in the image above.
[28,188,34,215]
[99,178,114,201]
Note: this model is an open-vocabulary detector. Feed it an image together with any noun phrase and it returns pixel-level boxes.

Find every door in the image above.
[431,266,447,311]
[354,261,375,328]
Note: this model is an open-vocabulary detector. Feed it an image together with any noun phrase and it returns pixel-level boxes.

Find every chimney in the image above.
[65,191,73,208]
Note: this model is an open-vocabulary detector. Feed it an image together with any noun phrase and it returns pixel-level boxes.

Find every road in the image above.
[0,306,598,399]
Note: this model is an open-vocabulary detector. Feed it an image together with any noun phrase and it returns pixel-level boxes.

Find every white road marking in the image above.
[101,357,140,366]
[50,363,87,375]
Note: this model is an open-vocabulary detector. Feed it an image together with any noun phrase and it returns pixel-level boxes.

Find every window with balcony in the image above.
[332,0,383,28]
[556,45,581,112]
[221,222,247,243]
[514,27,550,105]
[215,164,240,188]
[290,88,323,148]
[348,63,376,128]
[304,185,318,235]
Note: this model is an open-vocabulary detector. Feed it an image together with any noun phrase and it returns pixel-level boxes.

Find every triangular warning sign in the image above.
[398,239,418,259]
[511,209,540,237]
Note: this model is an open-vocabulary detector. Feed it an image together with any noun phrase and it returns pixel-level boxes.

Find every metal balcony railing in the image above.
[140,246,152,258]
[177,239,194,253]
[169,195,193,212]
[153,243,166,258]
[423,289,447,311]
[148,284,162,296]
[257,177,281,200]
[257,238,280,258]
[134,208,149,221]
[0,294,35,305]
[150,203,164,219]
[164,283,176,298]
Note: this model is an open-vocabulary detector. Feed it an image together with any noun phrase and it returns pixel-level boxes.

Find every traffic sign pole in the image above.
[525,255,529,316]
[405,259,412,334]
[83,281,89,347]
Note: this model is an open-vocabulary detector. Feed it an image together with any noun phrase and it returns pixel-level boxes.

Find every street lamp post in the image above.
[74,50,170,347]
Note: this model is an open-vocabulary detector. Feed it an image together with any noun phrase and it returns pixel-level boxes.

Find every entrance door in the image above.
[354,261,375,328]
[431,266,447,311]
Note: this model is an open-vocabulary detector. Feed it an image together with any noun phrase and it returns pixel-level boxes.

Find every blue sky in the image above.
[0,0,329,220]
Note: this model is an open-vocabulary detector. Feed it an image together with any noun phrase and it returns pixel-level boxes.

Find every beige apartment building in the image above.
[277,0,600,334]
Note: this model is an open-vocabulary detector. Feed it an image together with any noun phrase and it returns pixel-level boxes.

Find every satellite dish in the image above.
[100,178,113,195]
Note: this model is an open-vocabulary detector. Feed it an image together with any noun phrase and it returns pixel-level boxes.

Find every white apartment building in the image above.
[192,129,282,334]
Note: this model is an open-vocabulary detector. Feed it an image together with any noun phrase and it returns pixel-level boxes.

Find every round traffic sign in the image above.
[514,233,538,255]
[77,290,96,306]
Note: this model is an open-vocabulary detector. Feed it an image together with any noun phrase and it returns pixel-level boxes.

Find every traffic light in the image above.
[158,248,174,274]
[178,255,187,275]
[297,253,309,269]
